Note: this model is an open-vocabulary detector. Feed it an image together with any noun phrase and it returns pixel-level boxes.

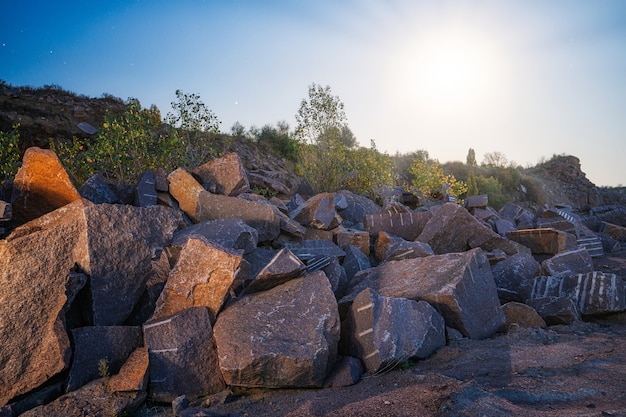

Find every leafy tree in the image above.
[166,89,222,167]
[476,175,507,209]
[294,83,349,145]
[467,170,479,196]
[0,124,21,182]
[407,150,467,203]
[230,121,247,140]
[254,122,299,161]
[466,148,477,166]
[482,151,509,168]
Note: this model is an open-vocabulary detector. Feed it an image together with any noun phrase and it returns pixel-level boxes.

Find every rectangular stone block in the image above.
[364,211,431,241]
[507,228,578,255]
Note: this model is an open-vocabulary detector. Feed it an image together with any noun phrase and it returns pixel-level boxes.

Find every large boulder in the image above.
[540,248,594,277]
[84,204,182,326]
[143,307,225,403]
[345,288,445,374]
[416,203,519,255]
[213,272,341,388]
[192,152,250,196]
[170,217,258,257]
[11,147,81,225]
[491,252,541,303]
[168,168,279,241]
[153,236,243,323]
[340,248,505,339]
[0,200,90,406]
[334,190,382,228]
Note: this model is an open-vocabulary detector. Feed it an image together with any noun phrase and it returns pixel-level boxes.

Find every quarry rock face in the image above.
[213,272,340,388]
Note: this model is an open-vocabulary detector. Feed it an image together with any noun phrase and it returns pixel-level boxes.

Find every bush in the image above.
[0,124,21,182]
[407,151,467,203]
[255,122,299,161]
[476,175,507,210]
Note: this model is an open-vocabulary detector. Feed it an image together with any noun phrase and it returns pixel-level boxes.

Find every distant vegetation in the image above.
[0,80,584,208]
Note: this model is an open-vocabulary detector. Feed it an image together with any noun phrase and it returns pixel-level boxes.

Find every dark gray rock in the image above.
[244,247,305,294]
[540,248,593,277]
[340,248,505,340]
[334,190,382,228]
[143,307,225,403]
[133,170,157,207]
[345,288,445,374]
[323,356,363,388]
[381,240,434,263]
[491,252,541,303]
[213,272,340,388]
[342,244,371,283]
[322,256,348,298]
[66,326,142,392]
[465,194,489,210]
[526,296,581,325]
[283,239,346,262]
[79,173,119,204]
[171,218,258,256]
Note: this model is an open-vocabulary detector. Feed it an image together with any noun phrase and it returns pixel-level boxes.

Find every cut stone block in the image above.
[364,211,431,241]
[540,248,593,277]
[507,228,578,255]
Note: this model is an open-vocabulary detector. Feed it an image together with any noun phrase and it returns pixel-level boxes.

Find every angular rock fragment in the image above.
[0,199,11,220]
[540,248,593,277]
[323,356,363,388]
[364,210,431,241]
[153,236,243,322]
[417,203,519,255]
[290,192,339,230]
[67,326,142,392]
[499,302,547,332]
[213,272,340,388]
[346,288,446,374]
[381,240,434,263]
[133,169,158,207]
[601,221,626,242]
[78,173,118,204]
[283,239,346,261]
[192,152,250,196]
[168,168,279,241]
[334,190,382,228]
[465,194,488,210]
[143,307,225,403]
[342,244,371,282]
[491,252,541,303]
[525,296,580,325]
[108,347,150,393]
[340,248,505,339]
[244,247,305,294]
[336,229,370,256]
[171,218,258,256]
[11,147,82,224]
[507,228,577,255]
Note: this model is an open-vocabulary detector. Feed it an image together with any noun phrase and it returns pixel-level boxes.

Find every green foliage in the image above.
[482,151,509,168]
[297,138,394,196]
[254,122,299,161]
[407,150,467,203]
[476,175,507,210]
[0,124,21,182]
[166,89,222,167]
[467,170,479,196]
[294,83,349,145]
[230,121,247,140]
[54,98,178,185]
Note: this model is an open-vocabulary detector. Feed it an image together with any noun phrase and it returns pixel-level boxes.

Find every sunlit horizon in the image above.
[1,0,625,186]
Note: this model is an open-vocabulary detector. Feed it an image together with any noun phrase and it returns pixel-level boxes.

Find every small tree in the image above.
[466,148,477,166]
[482,151,509,168]
[294,83,348,144]
[166,89,221,167]
[407,150,467,203]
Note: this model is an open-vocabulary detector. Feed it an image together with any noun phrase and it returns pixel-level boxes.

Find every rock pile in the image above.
[1,148,626,416]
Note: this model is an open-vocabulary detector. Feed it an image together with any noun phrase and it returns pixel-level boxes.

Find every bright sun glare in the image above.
[387,26,506,117]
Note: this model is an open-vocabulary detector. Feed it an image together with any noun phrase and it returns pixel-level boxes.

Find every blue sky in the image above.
[2,0,625,186]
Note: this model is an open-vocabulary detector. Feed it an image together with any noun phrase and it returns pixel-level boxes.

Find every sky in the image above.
[1,0,625,186]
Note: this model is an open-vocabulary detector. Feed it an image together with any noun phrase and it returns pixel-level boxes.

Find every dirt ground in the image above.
[135,250,626,417]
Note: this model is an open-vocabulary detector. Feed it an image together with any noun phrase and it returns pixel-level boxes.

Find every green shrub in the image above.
[0,124,20,182]
[407,151,467,203]
[255,123,299,161]
[476,175,507,210]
